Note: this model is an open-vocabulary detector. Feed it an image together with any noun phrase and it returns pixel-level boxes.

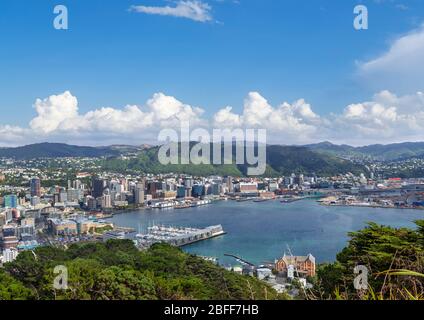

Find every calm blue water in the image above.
[109,200,424,265]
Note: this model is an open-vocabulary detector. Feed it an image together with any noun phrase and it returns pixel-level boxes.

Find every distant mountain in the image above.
[306,141,424,161]
[265,145,364,176]
[101,143,366,177]
[107,144,151,153]
[305,141,355,154]
[0,142,367,176]
[0,143,121,159]
[3,140,423,171]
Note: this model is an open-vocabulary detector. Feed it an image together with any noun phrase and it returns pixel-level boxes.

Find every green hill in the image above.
[306,141,424,161]
[101,143,365,177]
[0,142,367,176]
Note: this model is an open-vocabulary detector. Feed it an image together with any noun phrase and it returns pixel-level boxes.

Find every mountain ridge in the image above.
[306,141,424,160]
[1,141,423,163]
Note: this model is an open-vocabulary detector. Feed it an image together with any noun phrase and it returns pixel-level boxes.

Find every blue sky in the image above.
[1,0,424,146]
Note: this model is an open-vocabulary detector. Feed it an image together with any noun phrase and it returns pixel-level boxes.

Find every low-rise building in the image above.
[2,248,19,263]
[48,219,78,236]
[275,253,316,277]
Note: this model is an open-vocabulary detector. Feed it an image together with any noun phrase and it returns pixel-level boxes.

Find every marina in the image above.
[150,199,212,210]
[136,224,226,249]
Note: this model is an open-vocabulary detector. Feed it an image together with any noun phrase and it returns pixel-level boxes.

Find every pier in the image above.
[224,254,256,267]
[136,225,226,248]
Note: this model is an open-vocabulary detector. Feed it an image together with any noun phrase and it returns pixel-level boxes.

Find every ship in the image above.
[253,198,272,203]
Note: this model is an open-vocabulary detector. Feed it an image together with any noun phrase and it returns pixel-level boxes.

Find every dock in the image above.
[136,225,226,248]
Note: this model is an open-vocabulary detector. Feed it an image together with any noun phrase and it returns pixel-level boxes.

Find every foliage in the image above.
[0,269,34,300]
[0,241,286,301]
[312,220,424,300]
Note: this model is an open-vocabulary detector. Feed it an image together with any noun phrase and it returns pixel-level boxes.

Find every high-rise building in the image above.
[147,181,162,199]
[3,195,17,208]
[92,177,105,198]
[87,197,97,210]
[67,188,83,202]
[135,182,145,205]
[30,177,41,197]
[192,185,205,198]
[177,185,186,199]
[99,194,112,209]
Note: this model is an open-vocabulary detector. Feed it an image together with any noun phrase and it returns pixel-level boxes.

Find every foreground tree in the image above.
[313,220,424,300]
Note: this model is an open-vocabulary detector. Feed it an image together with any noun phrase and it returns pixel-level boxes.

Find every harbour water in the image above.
[109,200,424,266]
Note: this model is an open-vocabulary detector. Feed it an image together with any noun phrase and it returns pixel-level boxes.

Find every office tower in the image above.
[3,195,18,208]
[192,184,205,198]
[100,194,112,209]
[30,177,41,197]
[135,182,145,205]
[177,186,186,199]
[87,197,97,210]
[92,177,105,198]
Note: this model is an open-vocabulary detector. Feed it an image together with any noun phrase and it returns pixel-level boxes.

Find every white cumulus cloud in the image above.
[357,23,424,93]
[331,90,424,145]
[213,92,321,144]
[30,91,78,134]
[2,90,424,147]
[11,91,205,146]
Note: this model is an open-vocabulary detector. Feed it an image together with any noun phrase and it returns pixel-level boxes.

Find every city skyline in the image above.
[1,0,424,147]
[1,1,424,304]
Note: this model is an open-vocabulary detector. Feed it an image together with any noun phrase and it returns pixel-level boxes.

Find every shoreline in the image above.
[320,203,424,211]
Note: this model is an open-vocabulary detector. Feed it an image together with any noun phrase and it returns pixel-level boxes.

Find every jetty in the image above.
[136,225,226,248]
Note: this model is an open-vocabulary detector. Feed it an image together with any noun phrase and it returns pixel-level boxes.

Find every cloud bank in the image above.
[2,89,424,147]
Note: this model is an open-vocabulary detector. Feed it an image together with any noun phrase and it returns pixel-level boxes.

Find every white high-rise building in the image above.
[135,182,145,205]
[100,194,112,209]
